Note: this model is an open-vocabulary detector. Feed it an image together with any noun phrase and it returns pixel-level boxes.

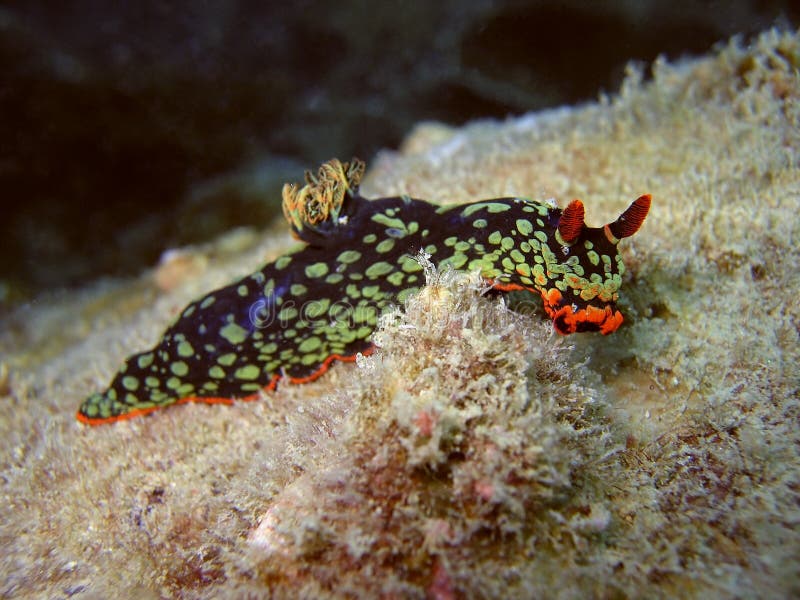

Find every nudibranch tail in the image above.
[79,157,650,424]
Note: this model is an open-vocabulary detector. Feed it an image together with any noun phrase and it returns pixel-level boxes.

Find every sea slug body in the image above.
[78,158,650,424]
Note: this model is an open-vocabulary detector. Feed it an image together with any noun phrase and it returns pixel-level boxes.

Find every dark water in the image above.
[0,0,796,302]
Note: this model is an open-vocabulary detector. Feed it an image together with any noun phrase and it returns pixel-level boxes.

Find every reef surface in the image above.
[0,29,798,598]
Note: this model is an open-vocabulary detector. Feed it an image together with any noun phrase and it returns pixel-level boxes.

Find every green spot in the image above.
[346,283,361,299]
[397,287,420,303]
[375,239,395,254]
[587,250,600,266]
[278,306,298,321]
[510,249,525,264]
[137,353,154,369]
[424,244,437,255]
[298,337,322,353]
[306,298,331,319]
[166,377,181,390]
[145,376,161,388]
[400,256,423,273]
[237,284,249,297]
[362,285,381,298]
[473,218,487,228]
[200,296,215,309]
[235,365,260,380]
[462,202,511,217]
[171,361,189,376]
[218,353,237,366]
[501,237,515,250]
[177,384,194,396]
[353,304,377,324]
[487,203,511,213]
[365,261,394,279]
[337,250,362,264]
[301,353,321,366]
[534,230,548,243]
[362,233,377,244]
[387,271,405,286]
[444,236,458,247]
[371,213,407,232]
[516,219,533,235]
[488,231,502,245]
[325,273,344,284]
[182,305,196,318]
[275,256,292,270]
[442,253,468,269]
[454,240,471,252]
[305,262,330,278]
[177,341,195,358]
[220,323,248,345]
[122,376,139,391]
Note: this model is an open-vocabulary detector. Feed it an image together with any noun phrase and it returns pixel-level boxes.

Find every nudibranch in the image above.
[78,158,650,424]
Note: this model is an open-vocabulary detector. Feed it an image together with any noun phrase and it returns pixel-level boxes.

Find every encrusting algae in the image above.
[0,27,798,598]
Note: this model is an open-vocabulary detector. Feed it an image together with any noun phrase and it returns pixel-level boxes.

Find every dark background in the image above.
[1,0,796,304]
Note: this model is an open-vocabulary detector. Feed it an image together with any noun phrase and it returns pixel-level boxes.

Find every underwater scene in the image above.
[1,2,798,597]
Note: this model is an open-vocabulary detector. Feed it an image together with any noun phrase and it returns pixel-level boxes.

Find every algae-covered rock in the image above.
[0,28,798,598]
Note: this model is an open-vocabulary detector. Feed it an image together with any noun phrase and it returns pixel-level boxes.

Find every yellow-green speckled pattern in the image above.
[79,165,648,424]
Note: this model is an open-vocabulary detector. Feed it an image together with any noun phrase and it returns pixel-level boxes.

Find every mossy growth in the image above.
[1,27,799,599]
[242,257,620,596]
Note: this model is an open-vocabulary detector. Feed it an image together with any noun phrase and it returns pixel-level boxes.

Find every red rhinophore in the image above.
[558,199,585,244]
[608,194,651,240]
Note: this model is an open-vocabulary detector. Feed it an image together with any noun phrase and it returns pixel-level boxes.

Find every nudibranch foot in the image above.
[79,158,650,424]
